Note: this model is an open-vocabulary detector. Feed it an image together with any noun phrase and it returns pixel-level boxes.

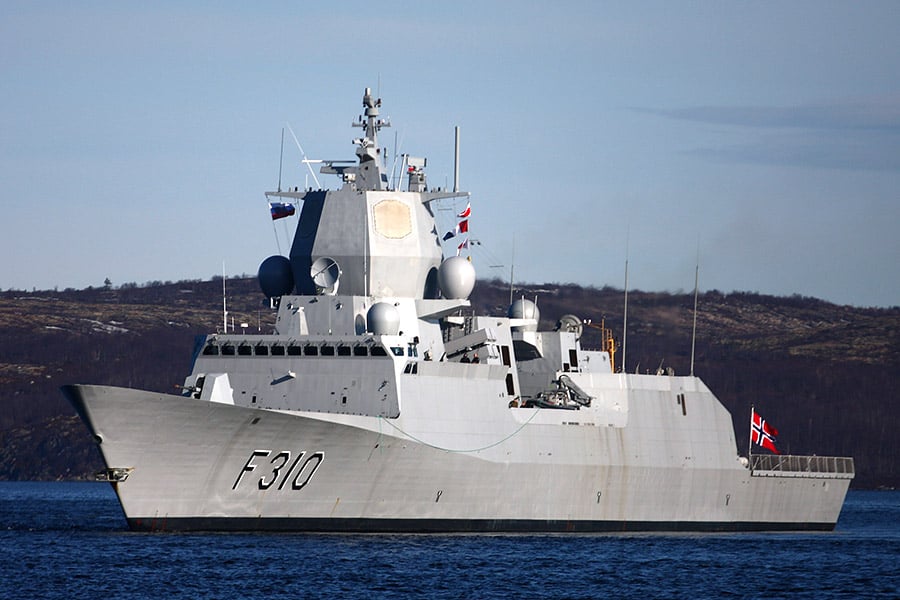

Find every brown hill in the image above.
[1,278,897,487]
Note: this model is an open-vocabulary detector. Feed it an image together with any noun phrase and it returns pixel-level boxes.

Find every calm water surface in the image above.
[1,483,897,599]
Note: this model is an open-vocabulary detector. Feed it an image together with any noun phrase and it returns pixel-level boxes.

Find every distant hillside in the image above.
[1,278,897,487]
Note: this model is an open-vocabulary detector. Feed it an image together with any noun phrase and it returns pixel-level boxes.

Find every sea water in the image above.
[1,482,897,599]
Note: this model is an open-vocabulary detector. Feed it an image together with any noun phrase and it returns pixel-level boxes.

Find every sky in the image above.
[2,1,899,307]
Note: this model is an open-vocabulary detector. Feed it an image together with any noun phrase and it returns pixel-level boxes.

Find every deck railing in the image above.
[750,454,855,479]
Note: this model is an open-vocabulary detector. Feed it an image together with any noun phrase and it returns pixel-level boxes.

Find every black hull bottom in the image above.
[128,516,836,534]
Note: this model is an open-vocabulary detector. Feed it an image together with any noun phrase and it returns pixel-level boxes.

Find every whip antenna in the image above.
[286,122,321,189]
[277,128,285,192]
[690,240,700,376]
[622,229,629,373]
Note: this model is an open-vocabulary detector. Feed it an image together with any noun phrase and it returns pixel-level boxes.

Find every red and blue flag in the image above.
[269,202,295,220]
[751,408,780,454]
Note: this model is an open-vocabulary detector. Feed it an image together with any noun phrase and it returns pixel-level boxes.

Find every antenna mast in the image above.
[286,122,321,189]
[364,199,369,299]
[690,246,700,376]
[622,231,629,373]
[453,126,460,193]
[222,261,227,333]
[277,128,285,192]
[509,236,516,305]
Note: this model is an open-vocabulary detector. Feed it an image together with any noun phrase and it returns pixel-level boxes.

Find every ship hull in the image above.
[64,384,851,533]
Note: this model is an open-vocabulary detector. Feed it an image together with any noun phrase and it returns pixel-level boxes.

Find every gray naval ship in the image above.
[64,88,854,532]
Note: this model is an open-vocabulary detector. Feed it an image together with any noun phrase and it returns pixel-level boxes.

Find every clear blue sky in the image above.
[2,2,899,307]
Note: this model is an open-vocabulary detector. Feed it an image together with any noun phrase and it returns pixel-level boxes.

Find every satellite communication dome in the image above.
[367,302,401,335]
[508,298,540,332]
[258,255,294,298]
[437,256,476,300]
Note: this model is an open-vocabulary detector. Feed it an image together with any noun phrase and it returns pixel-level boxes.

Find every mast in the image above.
[222,261,227,333]
[690,252,699,376]
[749,405,755,467]
[622,255,629,374]
[509,236,516,305]
[277,128,284,192]
[351,87,390,191]
[266,88,466,300]
[453,126,460,193]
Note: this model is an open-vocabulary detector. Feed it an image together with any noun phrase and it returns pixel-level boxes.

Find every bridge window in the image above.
[512,340,541,362]
[287,345,301,356]
[321,345,335,356]
[271,345,285,356]
[304,345,319,356]
[353,346,368,357]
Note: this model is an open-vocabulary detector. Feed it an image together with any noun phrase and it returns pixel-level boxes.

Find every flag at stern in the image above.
[750,407,780,454]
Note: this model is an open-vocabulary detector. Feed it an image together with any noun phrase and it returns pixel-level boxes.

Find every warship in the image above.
[64,88,854,532]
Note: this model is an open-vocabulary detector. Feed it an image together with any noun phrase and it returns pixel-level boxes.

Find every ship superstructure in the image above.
[64,89,854,532]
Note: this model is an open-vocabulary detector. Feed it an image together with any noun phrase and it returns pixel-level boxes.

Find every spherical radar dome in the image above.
[367,302,401,335]
[438,256,476,300]
[258,255,294,298]
[508,298,540,332]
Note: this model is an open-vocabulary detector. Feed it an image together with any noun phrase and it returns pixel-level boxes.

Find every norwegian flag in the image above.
[456,202,471,219]
[750,408,780,454]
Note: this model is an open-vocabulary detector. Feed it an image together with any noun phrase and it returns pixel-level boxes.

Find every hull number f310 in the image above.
[233,449,325,491]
